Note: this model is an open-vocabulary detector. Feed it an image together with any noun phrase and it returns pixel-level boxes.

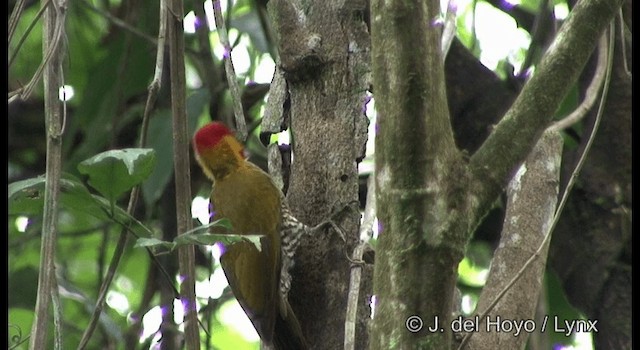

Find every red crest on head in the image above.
[193,122,233,154]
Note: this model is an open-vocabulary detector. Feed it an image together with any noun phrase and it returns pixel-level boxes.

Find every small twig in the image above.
[9,325,30,349]
[140,0,167,147]
[212,0,247,141]
[96,227,109,293]
[8,222,114,249]
[547,33,608,132]
[77,208,137,349]
[9,0,51,69]
[14,0,67,103]
[344,174,375,350]
[618,9,631,78]
[59,65,68,137]
[457,21,615,350]
[8,0,28,43]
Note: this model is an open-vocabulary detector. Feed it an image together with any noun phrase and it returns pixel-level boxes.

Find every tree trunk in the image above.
[267,0,371,348]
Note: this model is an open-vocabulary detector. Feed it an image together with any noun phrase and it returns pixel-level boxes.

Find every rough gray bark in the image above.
[466,131,563,350]
[267,0,371,349]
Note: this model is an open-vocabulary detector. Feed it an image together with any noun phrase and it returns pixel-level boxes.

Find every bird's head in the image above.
[193,122,246,180]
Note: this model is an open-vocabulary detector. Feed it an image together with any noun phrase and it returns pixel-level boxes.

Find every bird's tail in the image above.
[271,298,308,350]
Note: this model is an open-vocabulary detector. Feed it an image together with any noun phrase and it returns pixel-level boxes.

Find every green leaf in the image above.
[175,218,233,238]
[134,219,236,252]
[8,174,154,239]
[134,233,255,252]
[176,233,264,251]
[8,176,47,215]
[77,148,156,203]
[174,233,228,246]
[135,238,176,251]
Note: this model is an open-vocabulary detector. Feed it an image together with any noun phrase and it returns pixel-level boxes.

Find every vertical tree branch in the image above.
[167,0,199,348]
[213,0,247,141]
[29,0,66,347]
[370,0,462,348]
[465,131,563,350]
[344,175,376,350]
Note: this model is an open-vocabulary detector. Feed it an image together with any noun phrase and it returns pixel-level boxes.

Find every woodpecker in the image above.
[193,122,311,349]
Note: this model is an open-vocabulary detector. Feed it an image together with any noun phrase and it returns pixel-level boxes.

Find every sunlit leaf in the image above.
[77,148,156,203]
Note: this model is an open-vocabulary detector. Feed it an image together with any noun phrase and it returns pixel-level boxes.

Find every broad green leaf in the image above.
[78,148,156,203]
[8,174,154,239]
[175,233,264,251]
[8,176,48,215]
